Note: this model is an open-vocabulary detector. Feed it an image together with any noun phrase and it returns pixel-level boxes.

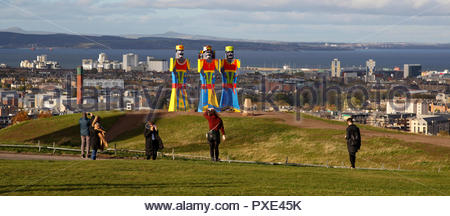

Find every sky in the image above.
[1,0,450,43]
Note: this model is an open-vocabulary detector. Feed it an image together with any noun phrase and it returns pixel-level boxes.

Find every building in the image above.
[365,59,376,82]
[386,98,429,116]
[84,79,124,89]
[20,54,60,69]
[146,57,168,72]
[331,58,341,78]
[0,90,19,107]
[77,67,83,105]
[430,103,448,113]
[436,93,450,104]
[123,53,138,72]
[81,53,122,71]
[0,114,13,128]
[82,59,95,70]
[404,64,422,79]
[98,53,107,64]
[410,115,449,135]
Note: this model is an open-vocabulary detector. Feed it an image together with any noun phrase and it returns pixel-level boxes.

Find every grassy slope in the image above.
[0,111,124,147]
[111,115,450,171]
[0,159,448,196]
[301,113,407,134]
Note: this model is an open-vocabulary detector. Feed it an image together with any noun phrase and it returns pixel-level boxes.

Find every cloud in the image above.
[111,0,450,16]
[1,0,450,42]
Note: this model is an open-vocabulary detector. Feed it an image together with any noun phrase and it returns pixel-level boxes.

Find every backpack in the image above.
[349,127,360,146]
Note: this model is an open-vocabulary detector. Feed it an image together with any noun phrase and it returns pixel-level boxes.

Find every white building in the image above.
[81,53,122,71]
[20,54,60,69]
[98,53,107,64]
[123,53,138,72]
[82,59,95,70]
[111,61,122,70]
[36,54,47,63]
[386,98,429,116]
[331,58,341,77]
[146,56,168,72]
[410,116,449,135]
[84,79,124,89]
[365,59,376,82]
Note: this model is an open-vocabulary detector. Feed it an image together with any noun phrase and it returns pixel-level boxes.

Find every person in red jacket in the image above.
[204,108,226,161]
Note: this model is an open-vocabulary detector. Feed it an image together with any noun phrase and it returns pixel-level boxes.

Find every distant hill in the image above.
[0,26,57,35]
[0,31,353,51]
[123,31,235,41]
[2,29,450,50]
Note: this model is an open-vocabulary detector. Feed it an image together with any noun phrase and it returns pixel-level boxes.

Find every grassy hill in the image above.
[0,111,448,171]
[112,114,449,171]
[0,159,448,196]
[0,111,449,196]
[0,111,124,147]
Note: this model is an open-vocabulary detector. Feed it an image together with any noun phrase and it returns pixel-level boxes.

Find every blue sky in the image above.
[1,0,450,43]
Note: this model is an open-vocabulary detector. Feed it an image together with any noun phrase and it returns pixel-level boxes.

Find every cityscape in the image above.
[0,50,449,136]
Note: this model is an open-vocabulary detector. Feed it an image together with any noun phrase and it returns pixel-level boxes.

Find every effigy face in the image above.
[202,45,213,60]
[226,51,234,61]
[176,50,184,60]
[204,50,213,60]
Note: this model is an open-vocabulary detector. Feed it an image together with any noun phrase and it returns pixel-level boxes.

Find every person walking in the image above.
[204,108,226,162]
[345,118,361,169]
[144,121,159,160]
[79,112,91,159]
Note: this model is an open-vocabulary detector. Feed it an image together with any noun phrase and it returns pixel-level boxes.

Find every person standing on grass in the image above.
[345,118,361,169]
[204,108,226,162]
[79,112,91,159]
[90,114,107,160]
[144,121,159,160]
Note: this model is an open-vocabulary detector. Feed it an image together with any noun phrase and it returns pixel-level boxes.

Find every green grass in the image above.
[301,113,408,135]
[0,159,448,196]
[111,115,450,171]
[0,111,124,147]
[0,111,448,171]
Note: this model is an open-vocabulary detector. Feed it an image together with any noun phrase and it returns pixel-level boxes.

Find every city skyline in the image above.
[1,0,450,43]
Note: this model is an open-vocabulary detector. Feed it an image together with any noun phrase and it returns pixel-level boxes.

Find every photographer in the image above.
[144,121,160,160]
[89,113,108,160]
[203,108,226,162]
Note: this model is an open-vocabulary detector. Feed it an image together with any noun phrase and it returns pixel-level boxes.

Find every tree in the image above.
[38,111,52,119]
[313,105,323,112]
[12,111,30,124]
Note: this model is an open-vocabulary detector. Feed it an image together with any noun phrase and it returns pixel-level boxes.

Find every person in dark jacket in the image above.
[144,121,159,160]
[90,114,106,160]
[79,112,91,159]
[204,108,226,162]
[345,118,361,169]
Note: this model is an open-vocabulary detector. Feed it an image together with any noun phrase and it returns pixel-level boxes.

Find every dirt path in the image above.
[0,152,83,160]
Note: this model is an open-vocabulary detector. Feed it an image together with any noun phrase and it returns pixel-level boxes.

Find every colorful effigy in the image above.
[197,45,220,112]
[168,45,190,112]
[219,46,241,112]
